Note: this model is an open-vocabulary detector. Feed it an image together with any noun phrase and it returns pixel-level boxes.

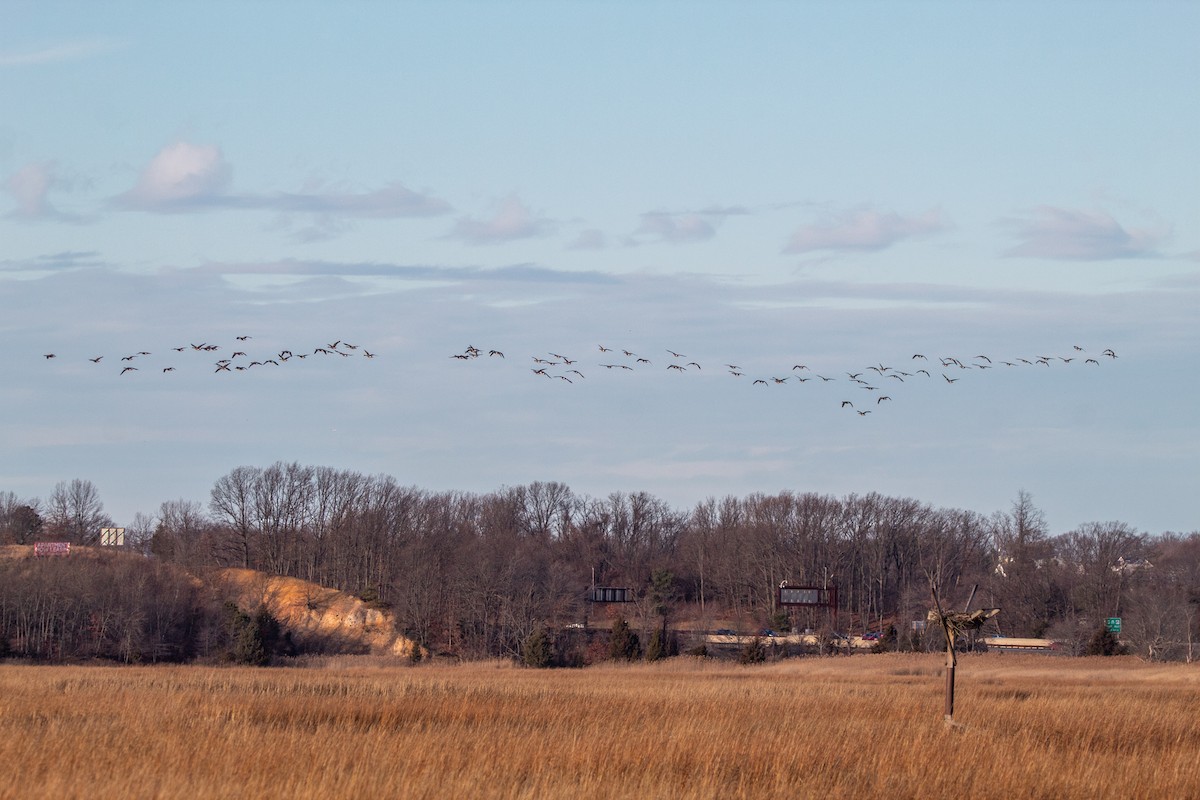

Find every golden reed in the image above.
[1,653,1197,799]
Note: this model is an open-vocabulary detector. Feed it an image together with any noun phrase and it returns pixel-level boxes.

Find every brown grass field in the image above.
[1,653,1197,799]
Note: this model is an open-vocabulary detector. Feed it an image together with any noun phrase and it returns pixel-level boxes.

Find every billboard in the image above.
[100,527,126,547]
[588,587,633,603]
[778,585,837,609]
[33,542,71,557]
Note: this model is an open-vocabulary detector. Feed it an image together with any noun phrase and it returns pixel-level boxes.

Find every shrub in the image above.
[609,618,641,661]
[740,637,767,664]
[645,627,679,662]
[223,603,292,666]
[1085,626,1126,656]
[522,627,556,668]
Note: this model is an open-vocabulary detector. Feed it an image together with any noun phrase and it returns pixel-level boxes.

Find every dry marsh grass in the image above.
[1,654,1197,799]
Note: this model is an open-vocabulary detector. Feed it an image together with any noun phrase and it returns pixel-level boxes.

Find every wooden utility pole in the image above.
[928,583,999,726]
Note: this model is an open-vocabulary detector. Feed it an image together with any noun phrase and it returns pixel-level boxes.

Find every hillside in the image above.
[213,567,421,658]
[0,544,421,660]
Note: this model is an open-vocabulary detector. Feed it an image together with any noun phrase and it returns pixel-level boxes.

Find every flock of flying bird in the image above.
[40,336,1118,418]
[40,336,376,376]
[450,342,1120,416]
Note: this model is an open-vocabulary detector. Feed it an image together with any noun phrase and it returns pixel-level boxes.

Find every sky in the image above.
[2,1,1197,536]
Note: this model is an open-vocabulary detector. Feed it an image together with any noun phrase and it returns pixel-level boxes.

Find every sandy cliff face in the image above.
[214,568,420,658]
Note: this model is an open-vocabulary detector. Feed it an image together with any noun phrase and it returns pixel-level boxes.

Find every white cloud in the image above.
[5,162,55,218]
[630,212,716,245]
[567,229,608,250]
[112,141,451,231]
[116,141,232,210]
[447,195,555,245]
[4,162,88,223]
[1002,206,1164,261]
[783,207,949,254]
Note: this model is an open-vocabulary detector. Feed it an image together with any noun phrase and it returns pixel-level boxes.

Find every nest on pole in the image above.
[928,586,999,666]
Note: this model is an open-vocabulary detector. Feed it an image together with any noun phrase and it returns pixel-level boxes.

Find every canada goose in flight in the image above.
[173,346,186,352]
[532,368,549,376]
[753,379,767,385]
[43,353,55,359]
[817,375,834,382]
[912,354,927,360]
[975,355,991,363]
[686,362,701,369]
[568,370,585,378]
[729,371,743,377]
[841,401,853,408]
[89,356,102,363]
[232,351,247,358]
[362,351,376,358]
[121,355,135,361]
[877,396,891,403]
[488,350,504,357]
[162,367,175,373]
[1085,358,1099,365]
[237,335,251,341]
[667,349,685,358]
[943,374,958,383]
[792,364,809,371]
[667,364,686,371]
[121,367,137,375]
[215,363,231,372]
[598,345,612,352]
[856,410,871,416]
[601,364,632,370]
[343,343,358,350]
[916,370,930,377]
[556,375,572,383]
[1073,345,1083,351]
[450,354,469,360]
[725,364,740,370]
[636,358,650,364]
[1103,349,1117,358]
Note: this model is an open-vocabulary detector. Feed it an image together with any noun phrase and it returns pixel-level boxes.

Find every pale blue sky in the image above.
[3,1,1197,534]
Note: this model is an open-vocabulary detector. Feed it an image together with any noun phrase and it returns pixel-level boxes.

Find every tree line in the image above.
[2,469,1198,663]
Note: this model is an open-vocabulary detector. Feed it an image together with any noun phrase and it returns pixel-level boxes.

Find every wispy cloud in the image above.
[567,229,608,250]
[626,206,748,246]
[186,258,619,285]
[4,162,88,223]
[629,212,716,245]
[446,195,556,245]
[111,141,451,230]
[0,251,105,275]
[1002,206,1165,260]
[0,38,121,67]
[783,207,950,254]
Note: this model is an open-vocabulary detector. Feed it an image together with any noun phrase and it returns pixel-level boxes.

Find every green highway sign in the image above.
[1106,617,1122,633]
